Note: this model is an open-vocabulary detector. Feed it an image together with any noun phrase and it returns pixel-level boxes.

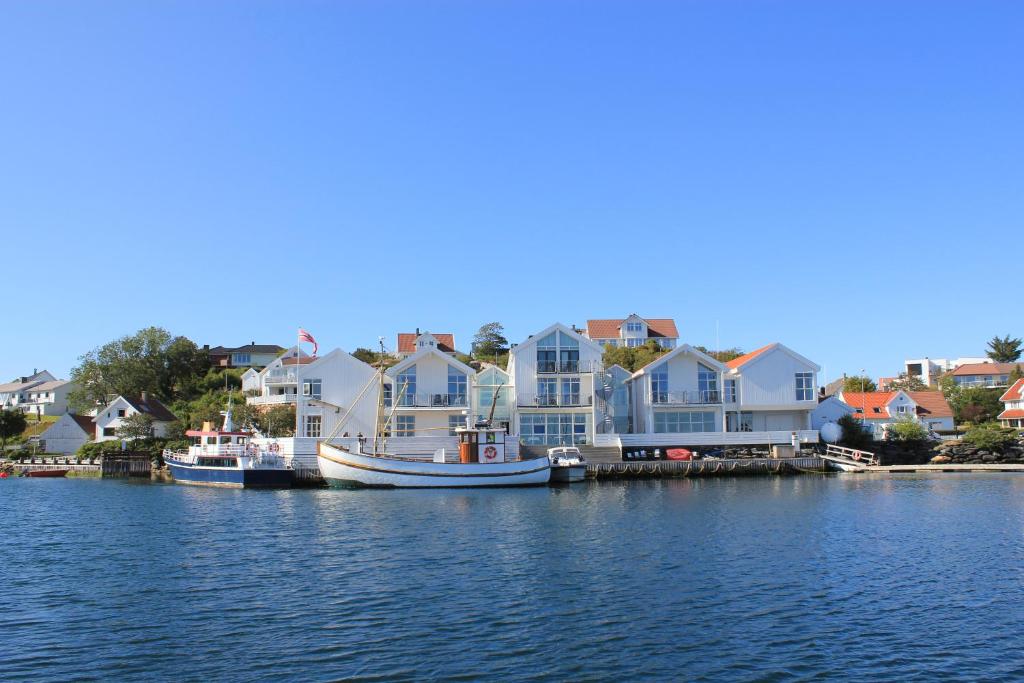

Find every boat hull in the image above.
[317,443,551,488]
[549,464,587,483]
[166,462,294,489]
[24,469,68,478]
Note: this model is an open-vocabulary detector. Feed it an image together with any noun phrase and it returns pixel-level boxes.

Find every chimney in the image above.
[203,344,209,351]
[416,327,420,335]
[251,341,255,346]
[141,391,148,402]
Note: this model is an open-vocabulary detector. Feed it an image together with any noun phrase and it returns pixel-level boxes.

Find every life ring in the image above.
[269,443,280,454]
[853,452,861,461]
[483,446,498,460]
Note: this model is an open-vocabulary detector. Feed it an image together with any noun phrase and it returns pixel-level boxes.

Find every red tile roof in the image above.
[397,333,456,354]
[908,391,953,418]
[1000,378,1024,402]
[951,362,1020,376]
[585,318,679,340]
[282,356,317,366]
[843,391,897,418]
[726,344,776,369]
[998,409,1024,420]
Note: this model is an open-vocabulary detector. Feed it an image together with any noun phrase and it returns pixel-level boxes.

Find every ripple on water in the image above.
[3,476,1024,681]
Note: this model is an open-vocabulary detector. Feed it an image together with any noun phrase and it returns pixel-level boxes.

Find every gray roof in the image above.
[122,395,177,423]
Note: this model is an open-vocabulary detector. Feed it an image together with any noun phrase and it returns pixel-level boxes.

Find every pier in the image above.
[586,456,829,479]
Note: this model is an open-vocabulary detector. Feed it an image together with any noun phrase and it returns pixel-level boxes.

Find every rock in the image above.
[982,454,998,462]
[930,455,952,464]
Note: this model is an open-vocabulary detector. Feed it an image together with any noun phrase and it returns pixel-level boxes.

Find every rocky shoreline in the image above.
[868,438,1024,466]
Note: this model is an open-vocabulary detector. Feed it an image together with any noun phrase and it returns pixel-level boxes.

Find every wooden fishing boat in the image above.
[317,341,549,488]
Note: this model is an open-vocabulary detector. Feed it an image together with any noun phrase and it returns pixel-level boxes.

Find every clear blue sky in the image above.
[1,1,1020,384]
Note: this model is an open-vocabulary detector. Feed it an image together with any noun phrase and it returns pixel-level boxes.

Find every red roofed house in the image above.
[951,362,1020,388]
[837,389,955,437]
[999,379,1024,429]
[395,330,457,359]
[723,343,821,433]
[584,314,678,350]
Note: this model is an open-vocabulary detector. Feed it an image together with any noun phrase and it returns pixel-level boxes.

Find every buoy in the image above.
[0,472,8,479]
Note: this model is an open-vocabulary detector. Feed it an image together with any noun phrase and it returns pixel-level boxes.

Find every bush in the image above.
[838,413,873,450]
[885,417,929,443]
[963,423,1018,451]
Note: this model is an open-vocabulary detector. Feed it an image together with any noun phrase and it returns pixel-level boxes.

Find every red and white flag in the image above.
[298,328,318,356]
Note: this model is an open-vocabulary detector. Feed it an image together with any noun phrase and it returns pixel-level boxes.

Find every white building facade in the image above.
[383,347,476,437]
[94,395,176,442]
[584,315,678,349]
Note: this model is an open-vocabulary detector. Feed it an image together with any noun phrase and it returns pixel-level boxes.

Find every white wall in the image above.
[40,414,92,454]
[811,398,853,430]
[295,349,380,439]
[734,347,818,410]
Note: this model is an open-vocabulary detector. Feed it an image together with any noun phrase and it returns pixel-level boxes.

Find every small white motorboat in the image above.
[547,446,587,483]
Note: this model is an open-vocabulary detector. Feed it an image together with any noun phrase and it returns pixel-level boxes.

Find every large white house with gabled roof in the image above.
[383,346,476,437]
[722,343,821,432]
[508,322,604,446]
[583,314,678,349]
[627,345,727,434]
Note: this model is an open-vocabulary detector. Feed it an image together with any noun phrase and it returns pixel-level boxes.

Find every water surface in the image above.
[4,475,1024,681]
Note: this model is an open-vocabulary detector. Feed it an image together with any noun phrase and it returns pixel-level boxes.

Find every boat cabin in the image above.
[185,421,250,456]
[455,425,508,464]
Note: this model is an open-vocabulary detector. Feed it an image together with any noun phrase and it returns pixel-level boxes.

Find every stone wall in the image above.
[869,437,1024,466]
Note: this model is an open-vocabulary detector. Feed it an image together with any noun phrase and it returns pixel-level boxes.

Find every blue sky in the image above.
[1,1,1020,384]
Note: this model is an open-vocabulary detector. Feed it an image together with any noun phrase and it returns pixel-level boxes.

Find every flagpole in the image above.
[296,327,302,439]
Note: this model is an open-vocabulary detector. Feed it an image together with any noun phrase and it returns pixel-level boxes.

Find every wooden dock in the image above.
[859,463,1024,473]
[587,457,830,479]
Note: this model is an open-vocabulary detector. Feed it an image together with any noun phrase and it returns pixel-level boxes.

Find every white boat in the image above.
[547,446,587,483]
[316,342,550,488]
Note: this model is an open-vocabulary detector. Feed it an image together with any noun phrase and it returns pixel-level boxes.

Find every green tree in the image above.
[116,412,155,444]
[68,327,209,410]
[694,346,745,363]
[842,375,877,394]
[887,373,928,392]
[352,347,398,369]
[1009,364,1024,384]
[944,385,1003,425]
[0,409,28,454]
[262,405,296,437]
[602,340,671,372]
[837,413,873,450]
[885,416,928,442]
[987,335,1022,363]
[963,423,1017,450]
[471,322,509,360]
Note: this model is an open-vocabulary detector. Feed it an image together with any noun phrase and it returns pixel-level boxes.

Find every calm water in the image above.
[4,475,1024,682]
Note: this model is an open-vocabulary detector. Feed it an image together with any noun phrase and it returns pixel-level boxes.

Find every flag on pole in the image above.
[298,328,318,357]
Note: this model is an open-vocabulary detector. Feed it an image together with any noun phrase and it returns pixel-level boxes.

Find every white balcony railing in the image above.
[517,393,593,408]
[651,390,722,405]
[536,360,601,374]
[265,370,298,384]
[249,394,298,405]
[392,393,469,409]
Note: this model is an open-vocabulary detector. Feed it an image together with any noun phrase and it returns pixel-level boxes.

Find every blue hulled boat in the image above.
[163,405,293,489]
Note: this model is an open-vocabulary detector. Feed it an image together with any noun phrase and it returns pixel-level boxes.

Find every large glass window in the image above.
[448,367,467,405]
[382,383,392,408]
[724,379,737,403]
[698,364,719,402]
[626,338,644,348]
[795,372,813,401]
[651,365,668,404]
[726,411,753,432]
[536,333,557,373]
[625,321,644,333]
[654,411,717,433]
[233,353,251,365]
[448,414,465,435]
[395,415,415,437]
[397,366,416,406]
[302,379,322,399]
[304,415,322,438]
[520,413,588,445]
[561,378,580,406]
[537,378,558,406]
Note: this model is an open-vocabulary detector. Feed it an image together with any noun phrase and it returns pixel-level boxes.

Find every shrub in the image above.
[963,423,1017,451]
[837,413,873,450]
[885,417,928,443]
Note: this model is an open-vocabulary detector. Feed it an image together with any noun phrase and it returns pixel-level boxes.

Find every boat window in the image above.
[220,436,233,444]
[206,437,217,445]
[486,432,496,443]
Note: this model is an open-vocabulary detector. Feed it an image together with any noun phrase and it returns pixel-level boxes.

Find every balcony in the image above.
[249,393,298,406]
[393,393,469,409]
[517,393,593,408]
[265,370,298,385]
[536,360,598,374]
[651,390,721,406]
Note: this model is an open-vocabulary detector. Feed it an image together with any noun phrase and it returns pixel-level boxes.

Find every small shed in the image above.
[40,414,94,455]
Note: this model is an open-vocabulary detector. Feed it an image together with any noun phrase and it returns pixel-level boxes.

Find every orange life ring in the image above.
[483,446,498,460]
[269,443,280,454]
[853,452,861,461]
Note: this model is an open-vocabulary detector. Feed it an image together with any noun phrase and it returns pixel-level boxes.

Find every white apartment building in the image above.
[627,345,727,434]
[904,356,989,387]
[383,346,476,437]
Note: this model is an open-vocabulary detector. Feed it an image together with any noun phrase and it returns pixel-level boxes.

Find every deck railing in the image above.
[650,390,721,405]
[393,393,469,408]
[517,393,593,408]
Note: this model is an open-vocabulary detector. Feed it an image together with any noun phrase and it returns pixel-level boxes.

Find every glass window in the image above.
[726,411,753,432]
[625,322,643,333]
[795,372,813,401]
[724,379,737,403]
[382,383,392,408]
[520,413,588,445]
[537,378,557,405]
[103,427,115,437]
[397,366,416,406]
[698,364,719,402]
[395,415,415,437]
[117,409,126,417]
[233,353,251,365]
[448,367,467,405]
[651,365,668,404]
[626,338,644,348]
[448,415,465,436]
[654,411,716,433]
[302,379,322,399]
[561,378,580,406]
[304,415,322,438]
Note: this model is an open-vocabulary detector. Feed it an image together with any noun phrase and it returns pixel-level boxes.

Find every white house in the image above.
[19,380,76,417]
[395,330,457,359]
[584,315,678,349]
[951,362,1019,389]
[383,346,476,437]
[998,379,1024,429]
[508,323,604,446]
[904,356,989,387]
[94,394,177,441]
[627,345,727,434]
[811,396,855,431]
[837,390,955,437]
[0,370,58,412]
[40,414,95,454]
[723,343,821,433]
[206,343,284,369]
